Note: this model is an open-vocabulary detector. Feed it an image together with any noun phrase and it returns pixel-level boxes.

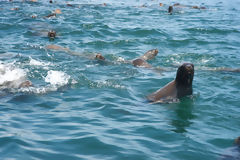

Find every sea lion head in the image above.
[151,49,159,58]
[95,53,105,60]
[142,49,158,60]
[168,6,173,14]
[192,6,199,9]
[173,3,180,6]
[235,136,240,146]
[175,63,194,98]
[48,30,56,40]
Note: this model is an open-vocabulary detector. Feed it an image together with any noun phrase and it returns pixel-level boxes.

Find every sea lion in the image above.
[220,136,240,160]
[168,6,173,14]
[132,49,158,68]
[48,30,56,40]
[147,63,194,103]
[11,8,19,11]
[54,9,61,14]
[132,58,152,68]
[173,3,206,10]
[44,9,61,18]
[235,137,240,146]
[67,4,74,7]
[46,44,158,67]
[46,45,105,61]
[45,13,56,18]
[95,53,105,60]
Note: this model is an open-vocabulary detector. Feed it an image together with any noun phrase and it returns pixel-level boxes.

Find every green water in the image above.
[0,0,240,160]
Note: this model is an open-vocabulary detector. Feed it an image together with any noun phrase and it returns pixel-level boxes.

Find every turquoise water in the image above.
[0,0,240,159]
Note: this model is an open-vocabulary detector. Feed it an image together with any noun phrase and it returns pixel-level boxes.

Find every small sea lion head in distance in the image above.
[95,53,105,60]
[48,30,56,40]
[192,6,199,9]
[173,3,180,6]
[175,63,194,98]
[168,6,173,14]
[235,136,240,146]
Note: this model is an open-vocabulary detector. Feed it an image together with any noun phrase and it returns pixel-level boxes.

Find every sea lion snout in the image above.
[185,64,194,74]
[153,49,158,57]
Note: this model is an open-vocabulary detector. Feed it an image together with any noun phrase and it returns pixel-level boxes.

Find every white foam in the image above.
[45,70,70,86]
[0,62,27,88]
[19,85,58,94]
[29,57,52,69]
[86,64,98,68]
[117,57,125,62]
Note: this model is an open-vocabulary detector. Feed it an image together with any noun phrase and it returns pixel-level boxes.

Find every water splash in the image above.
[45,70,71,86]
[0,62,27,89]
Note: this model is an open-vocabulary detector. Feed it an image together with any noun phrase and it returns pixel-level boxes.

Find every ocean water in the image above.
[0,0,240,159]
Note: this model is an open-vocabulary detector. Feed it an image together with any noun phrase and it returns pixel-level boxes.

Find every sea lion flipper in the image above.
[140,49,158,61]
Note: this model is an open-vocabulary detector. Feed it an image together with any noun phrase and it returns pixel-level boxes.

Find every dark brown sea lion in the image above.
[235,137,240,146]
[45,13,56,18]
[168,6,173,14]
[67,4,74,7]
[132,58,152,68]
[147,63,194,103]
[48,30,56,40]
[220,136,240,160]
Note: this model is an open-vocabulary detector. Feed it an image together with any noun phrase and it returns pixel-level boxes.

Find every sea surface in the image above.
[0,0,240,160]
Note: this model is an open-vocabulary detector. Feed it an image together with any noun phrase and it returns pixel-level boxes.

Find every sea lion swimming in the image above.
[48,30,56,40]
[46,44,158,68]
[46,45,105,61]
[168,6,173,14]
[220,136,240,160]
[95,53,105,60]
[173,3,206,10]
[132,49,158,68]
[147,63,194,103]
